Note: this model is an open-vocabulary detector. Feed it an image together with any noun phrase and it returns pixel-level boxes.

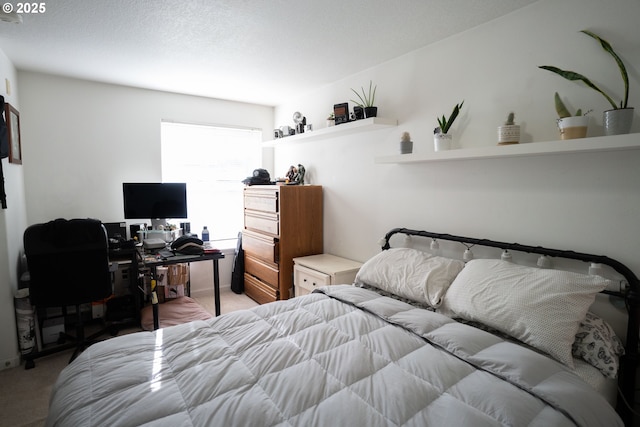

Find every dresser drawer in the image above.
[245,254,279,287]
[243,230,279,264]
[294,264,331,295]
[244,188,278,213]
[244,210,279,236]
[244,273,278,304]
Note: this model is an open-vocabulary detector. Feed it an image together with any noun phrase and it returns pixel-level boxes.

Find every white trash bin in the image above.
[14,288,36,355]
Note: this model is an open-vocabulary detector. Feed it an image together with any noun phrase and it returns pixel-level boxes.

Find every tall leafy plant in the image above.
[539,30,630,110]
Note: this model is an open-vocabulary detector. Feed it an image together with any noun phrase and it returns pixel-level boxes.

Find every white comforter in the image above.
[46,285,622,426]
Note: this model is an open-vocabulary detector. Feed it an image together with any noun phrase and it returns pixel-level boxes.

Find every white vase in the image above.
[557,116,589,140]
[433,133,452,152]
[497,125,520,145]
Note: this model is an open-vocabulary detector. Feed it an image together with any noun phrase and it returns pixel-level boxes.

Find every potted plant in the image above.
[400,131,413,154]
[350,80,378,118]
[554,92,591,140]
[434,101,464,151]
[497,112,520,145]
[539,30,633,136]
[326,113,335,127]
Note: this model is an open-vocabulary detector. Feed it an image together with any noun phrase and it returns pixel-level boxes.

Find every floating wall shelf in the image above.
[374,132,640,164]
[265,117,397,147]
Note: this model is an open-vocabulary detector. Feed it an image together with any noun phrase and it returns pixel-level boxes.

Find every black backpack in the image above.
[231,231,244,294]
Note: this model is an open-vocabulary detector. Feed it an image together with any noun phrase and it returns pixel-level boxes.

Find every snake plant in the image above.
[539,30,629,110]
[435,101,464,134]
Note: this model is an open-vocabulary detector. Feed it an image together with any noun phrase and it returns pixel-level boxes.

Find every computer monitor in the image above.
[122,182,187,229]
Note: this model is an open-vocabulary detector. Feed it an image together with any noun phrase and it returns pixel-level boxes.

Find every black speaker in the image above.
[129,224,142,241]
[180,222,191,234]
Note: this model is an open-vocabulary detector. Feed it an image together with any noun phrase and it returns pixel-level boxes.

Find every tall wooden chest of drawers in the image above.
[243,185,323,303]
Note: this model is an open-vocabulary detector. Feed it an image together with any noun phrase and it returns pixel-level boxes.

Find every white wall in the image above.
[0,49,28,369]
[18,72,274,225]
[273,0,640,279]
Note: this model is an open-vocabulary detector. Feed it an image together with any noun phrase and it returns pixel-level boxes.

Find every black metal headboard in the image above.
[381,227,639,425]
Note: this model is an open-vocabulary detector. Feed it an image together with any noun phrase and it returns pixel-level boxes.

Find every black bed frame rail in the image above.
[382,227,640,425]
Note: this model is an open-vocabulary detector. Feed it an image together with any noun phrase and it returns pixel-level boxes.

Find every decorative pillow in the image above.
[443,259,610,368]
[573,311,625,378]
[355,248,465,307]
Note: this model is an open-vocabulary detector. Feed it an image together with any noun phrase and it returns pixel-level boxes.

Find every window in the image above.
[161,121,262,241]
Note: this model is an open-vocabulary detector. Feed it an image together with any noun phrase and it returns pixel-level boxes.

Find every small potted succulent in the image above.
[400,131,413,154]
[350,80,378,118]
[554,92,591,140]
[539,30,633,136]
[497,112,520,145]
[326,113,335,127]
[434,101,464,151]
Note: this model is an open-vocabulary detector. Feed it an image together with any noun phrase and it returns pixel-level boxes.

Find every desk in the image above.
[110,248,225,328]
[142,252,225,329]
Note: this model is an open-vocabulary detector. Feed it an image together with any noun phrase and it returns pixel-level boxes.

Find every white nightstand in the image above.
[293,254,363,297]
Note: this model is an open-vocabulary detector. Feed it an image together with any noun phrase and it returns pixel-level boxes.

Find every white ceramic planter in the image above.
[433,133,452,152]
[557,116,589,140]
[497,125,520,145]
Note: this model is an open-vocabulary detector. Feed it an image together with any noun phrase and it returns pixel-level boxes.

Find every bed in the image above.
[45,228,639,426]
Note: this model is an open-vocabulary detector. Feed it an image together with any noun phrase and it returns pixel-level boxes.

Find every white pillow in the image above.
[355,248,465,307]
[443,259,610,368]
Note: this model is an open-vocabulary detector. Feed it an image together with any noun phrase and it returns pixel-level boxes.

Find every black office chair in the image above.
[23,218,114,368]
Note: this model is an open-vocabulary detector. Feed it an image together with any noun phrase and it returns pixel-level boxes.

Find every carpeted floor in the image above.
[0,288,258,427]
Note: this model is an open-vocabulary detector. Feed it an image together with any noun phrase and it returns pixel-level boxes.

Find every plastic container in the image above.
[202,226,210,242]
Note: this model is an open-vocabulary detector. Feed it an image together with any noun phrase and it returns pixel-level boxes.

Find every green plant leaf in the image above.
[350,88,366,107]
[580,30,629,108]
[369,81,376,107]
[350,81,377,107]
[539,65,618,109]
[443,107,457,134]
[360,87,368,106]
[554,92,571,118]
[440,101,464,134]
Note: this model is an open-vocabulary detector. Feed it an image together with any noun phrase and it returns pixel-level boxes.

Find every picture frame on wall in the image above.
[5,103,21,164]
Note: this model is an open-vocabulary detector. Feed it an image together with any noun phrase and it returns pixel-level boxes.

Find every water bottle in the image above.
[201,226,210,242]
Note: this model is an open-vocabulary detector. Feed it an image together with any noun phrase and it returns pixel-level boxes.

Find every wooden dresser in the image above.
[243,185,323,303]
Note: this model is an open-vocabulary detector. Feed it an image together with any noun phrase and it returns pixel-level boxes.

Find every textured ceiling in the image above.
[0,0,538,106]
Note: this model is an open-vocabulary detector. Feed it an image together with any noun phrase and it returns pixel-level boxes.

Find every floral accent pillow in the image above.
[572,311,625,379]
